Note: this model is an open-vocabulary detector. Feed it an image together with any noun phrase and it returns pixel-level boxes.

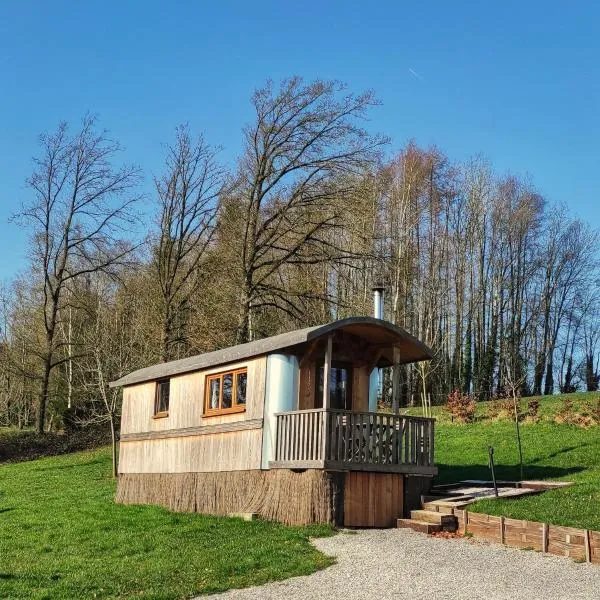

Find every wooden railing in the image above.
[272,409,435,473]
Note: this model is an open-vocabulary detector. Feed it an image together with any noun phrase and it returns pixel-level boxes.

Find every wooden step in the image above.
[397,518,441,534]
[411,510,458,531]
[422,500,471,512]
[421,501,453,514]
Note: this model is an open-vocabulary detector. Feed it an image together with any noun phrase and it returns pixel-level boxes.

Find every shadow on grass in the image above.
[435,463,584,485]
[33,457,107,472]
[529,443,593,462]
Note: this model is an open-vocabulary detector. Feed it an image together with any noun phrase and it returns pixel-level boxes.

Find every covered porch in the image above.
[266,318,436,476]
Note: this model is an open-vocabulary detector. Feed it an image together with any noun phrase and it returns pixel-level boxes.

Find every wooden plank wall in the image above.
[298,362,316,410]
[453,509,600,564]
[298,363,370,411]
[121,356,266,435]
[351,366,370,412]
[119,357,267,474]
[343,472,404,527]
[119,428,264,473]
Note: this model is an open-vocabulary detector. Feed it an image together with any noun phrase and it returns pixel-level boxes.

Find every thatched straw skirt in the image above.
[115,470,344,526]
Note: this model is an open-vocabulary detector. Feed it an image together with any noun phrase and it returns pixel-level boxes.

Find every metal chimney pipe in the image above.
[372,284,385,320]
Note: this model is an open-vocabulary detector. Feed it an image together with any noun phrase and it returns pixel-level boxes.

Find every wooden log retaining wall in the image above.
[452,509,600,565]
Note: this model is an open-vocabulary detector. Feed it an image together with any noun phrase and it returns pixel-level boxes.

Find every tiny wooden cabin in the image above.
[111,317,436,527]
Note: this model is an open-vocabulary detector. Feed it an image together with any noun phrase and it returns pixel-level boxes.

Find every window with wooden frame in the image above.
[204,368,248,416]
[154,379,170,417]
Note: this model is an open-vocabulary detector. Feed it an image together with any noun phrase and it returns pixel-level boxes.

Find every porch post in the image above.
[322,334,332,409]
[392,345,401,415]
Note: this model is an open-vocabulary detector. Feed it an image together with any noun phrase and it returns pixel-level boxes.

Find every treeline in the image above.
[1,77,598,436]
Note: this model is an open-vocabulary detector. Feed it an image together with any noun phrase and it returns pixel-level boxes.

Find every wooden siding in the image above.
[351,366,370,411]
[298,362,316,410]
[118,356,266,474]
[298,363,370,411]
[119,427,263,473]
[120,356,266,435]
[343,472,404,527]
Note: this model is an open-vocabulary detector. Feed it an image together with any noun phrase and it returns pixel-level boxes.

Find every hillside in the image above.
[0,448,333,600]
[406,391,600,530]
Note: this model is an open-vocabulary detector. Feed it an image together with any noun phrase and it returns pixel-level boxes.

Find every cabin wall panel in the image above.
[120,356,266,435]
[351,366,370,412]
[119,428,263,473]
[298,362,316,410]
[343,471,404,527]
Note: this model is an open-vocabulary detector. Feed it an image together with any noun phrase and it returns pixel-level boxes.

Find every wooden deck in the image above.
[269,409,436,475]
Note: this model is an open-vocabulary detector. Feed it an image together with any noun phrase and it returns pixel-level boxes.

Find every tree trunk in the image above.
[543,356,554,396]
[586,354,598,392]
[37,354,52,435]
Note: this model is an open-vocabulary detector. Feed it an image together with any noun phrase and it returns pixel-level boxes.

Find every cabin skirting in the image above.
[115,470,343,526]
[116,470,433,527]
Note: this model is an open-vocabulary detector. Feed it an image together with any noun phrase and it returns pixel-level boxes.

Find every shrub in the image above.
[555,397,576,424]
[591,399,600,425]
[446,389,477,423]
[527,399,540,422]
[485,399,502,419]
[486,397,523,421]
[0,427,112,464]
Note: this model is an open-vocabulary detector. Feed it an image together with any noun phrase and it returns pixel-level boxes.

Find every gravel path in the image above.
[208,528,600,599]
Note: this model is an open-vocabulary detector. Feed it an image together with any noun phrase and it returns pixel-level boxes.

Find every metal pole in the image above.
[488,446,498,498]
[322,334,332,410]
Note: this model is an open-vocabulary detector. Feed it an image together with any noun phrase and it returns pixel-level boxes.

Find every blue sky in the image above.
[1,1,598,280]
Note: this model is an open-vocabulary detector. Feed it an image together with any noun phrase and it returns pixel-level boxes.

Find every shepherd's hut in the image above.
[111,304,436,527]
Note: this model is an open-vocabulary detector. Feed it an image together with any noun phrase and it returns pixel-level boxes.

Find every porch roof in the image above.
[109,317,433,388]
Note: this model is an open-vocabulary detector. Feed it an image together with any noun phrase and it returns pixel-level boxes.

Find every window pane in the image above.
[317,366,351,410]
[236,372,247,405]
[222,374,233,408]
[209,378,220,410]
[156,380,170,414]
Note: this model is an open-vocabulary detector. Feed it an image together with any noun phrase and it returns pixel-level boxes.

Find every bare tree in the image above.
[79,272,144,477]
[14,115,141,434]
[503,361,526,481]
[233,77,388,342]
[154,125,224,361]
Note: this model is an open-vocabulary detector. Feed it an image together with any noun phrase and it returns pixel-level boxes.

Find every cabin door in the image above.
[315,362,353,410]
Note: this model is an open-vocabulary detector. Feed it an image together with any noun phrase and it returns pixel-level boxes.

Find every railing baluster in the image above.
[412,420,417,464]
[392,415,399,464]
[277,415,282,461]
[402,417,410,465]
[380,414,386,464]
[429,420,435,466]
[307,412,312,461]
[321,410,328,462]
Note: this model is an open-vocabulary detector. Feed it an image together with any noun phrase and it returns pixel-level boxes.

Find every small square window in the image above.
[154,379,170,416]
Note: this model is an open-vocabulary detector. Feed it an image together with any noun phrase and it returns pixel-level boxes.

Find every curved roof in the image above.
[109,317,433,388]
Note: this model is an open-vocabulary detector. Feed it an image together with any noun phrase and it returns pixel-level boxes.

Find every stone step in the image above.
[411,510,458,531]
[396,518,442,534]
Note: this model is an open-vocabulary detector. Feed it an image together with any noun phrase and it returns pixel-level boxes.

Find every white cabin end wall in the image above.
[368,369,378,412]
[261,353,299,470]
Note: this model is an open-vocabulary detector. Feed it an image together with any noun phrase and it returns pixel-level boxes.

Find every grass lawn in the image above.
[0,448,334,600]
[408,392,600,531]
